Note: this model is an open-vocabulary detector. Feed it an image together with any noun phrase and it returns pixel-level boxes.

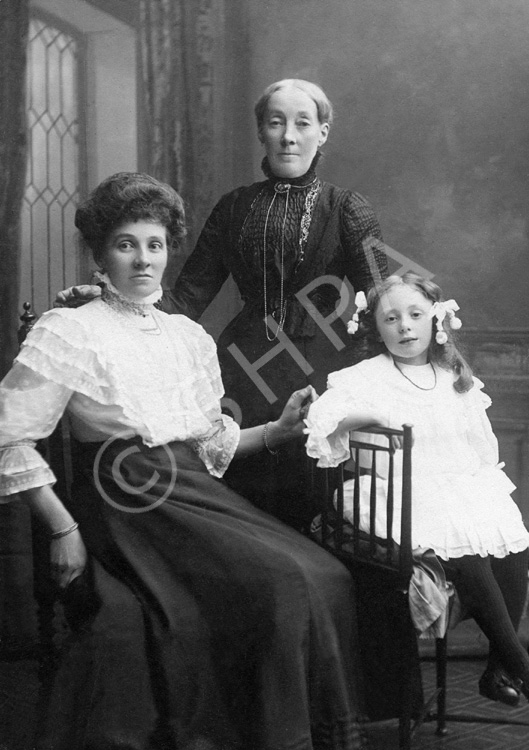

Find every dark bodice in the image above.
[241,179,318,280]
[162,170,388,339]
[159,167,389,521]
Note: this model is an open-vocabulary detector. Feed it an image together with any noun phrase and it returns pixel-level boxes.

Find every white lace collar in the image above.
[94,271,163,317]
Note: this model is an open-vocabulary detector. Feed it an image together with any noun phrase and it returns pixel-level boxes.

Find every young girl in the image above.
[305,272,529,707]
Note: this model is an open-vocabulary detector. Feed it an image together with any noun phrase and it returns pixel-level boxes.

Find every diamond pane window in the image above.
[21,14,84,316]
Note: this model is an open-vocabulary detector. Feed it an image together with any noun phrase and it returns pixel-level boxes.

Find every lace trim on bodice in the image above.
[16,303,229,447]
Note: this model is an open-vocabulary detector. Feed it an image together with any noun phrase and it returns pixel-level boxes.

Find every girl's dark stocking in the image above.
[442,551,529,683]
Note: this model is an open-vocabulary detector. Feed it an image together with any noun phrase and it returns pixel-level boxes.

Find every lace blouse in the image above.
[0,299,240,498]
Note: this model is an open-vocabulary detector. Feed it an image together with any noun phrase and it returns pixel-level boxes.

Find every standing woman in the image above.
[57,80,388,531]
[162,79,388,529]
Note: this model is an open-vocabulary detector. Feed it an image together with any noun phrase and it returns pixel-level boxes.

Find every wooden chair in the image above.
[310,424,428,749]
[310,424,529,748]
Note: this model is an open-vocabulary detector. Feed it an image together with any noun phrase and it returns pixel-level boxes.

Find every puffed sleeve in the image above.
[305,365,383,467]
[464,377,500,467]
[0,362,72,499]
[340,191,388,292]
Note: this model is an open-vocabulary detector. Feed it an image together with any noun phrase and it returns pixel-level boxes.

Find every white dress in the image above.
[305,353,529,561]
[0,297,240,498]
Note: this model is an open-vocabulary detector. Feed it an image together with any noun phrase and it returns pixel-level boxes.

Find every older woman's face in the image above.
[102,220,168,301]
[259,88,329,178]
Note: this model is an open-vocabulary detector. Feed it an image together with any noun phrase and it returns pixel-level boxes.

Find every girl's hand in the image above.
[54,284,101,308]
[50,530,88,588]
[388,432,404,451]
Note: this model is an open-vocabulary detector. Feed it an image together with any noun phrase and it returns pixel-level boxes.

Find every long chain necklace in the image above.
[262,179,320,341]
[263,185,288,341]
[393,360,437,390]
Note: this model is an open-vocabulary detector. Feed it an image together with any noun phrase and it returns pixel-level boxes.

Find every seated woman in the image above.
[0,173,368,750]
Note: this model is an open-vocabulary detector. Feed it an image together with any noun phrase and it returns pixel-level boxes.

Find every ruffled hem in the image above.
[425,537,529,561]
[342,465,529,561]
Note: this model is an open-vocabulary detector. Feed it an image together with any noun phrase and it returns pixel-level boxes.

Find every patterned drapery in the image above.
[138,0,218,270]
[0,0,29,378]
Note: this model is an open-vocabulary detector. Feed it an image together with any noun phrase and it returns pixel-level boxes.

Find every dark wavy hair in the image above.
[75,172,187,263]
[355,273,473,393]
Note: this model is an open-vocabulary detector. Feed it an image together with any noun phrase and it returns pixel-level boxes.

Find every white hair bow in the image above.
[347,291,368,335]
[429,299,462,344]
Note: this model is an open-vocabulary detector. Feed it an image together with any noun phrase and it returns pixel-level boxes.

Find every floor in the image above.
[364,619,529,749]
[365,659,529,749]
[2,622,529,749]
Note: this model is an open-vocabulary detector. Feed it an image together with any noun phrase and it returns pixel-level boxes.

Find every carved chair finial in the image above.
[18,301,38,345]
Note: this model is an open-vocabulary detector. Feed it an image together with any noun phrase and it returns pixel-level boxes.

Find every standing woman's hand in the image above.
[54,284,101,308]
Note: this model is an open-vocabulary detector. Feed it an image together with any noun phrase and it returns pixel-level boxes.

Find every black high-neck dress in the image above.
[160,159,388,530]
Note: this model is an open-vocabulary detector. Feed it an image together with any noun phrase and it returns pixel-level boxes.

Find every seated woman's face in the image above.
[101,220,168,301]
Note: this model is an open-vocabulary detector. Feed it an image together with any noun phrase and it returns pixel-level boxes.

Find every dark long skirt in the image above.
[37,438,366,750]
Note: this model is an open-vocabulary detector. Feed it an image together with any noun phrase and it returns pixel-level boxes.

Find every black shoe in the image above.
[479,669,521,707]
[516,676,529,703]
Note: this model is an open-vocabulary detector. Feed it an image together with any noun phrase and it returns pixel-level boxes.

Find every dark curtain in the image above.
[0,0,35,654]
[0,0,28,379]
[138,0,218,281]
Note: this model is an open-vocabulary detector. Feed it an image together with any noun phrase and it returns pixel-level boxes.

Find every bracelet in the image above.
[263,422,279,456]
[50,521,79,540]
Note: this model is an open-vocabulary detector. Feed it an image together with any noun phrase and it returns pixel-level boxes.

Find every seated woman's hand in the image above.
[275,385,318,440]
[54,284,101,308]
[50,529,88,588]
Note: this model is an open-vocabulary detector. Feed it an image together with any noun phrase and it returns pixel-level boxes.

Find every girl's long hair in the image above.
[355,273,474,393]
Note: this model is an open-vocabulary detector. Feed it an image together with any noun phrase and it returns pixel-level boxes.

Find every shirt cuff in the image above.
[0,443,57,499]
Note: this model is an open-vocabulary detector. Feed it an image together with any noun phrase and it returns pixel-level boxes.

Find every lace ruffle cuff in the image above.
[305,429,350,468]
[193,417,240,478]
[304,396,377,468]
[0,442,57,499]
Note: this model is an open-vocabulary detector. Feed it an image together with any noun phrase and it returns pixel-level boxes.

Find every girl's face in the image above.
[375,285,434,366]
[259,87,329,178]
[102,220,168,301]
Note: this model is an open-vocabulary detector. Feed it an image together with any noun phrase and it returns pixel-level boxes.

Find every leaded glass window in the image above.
[21,12,84,315]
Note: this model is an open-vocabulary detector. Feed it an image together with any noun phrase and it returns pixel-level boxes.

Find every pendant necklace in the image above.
[393,360,437,390]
